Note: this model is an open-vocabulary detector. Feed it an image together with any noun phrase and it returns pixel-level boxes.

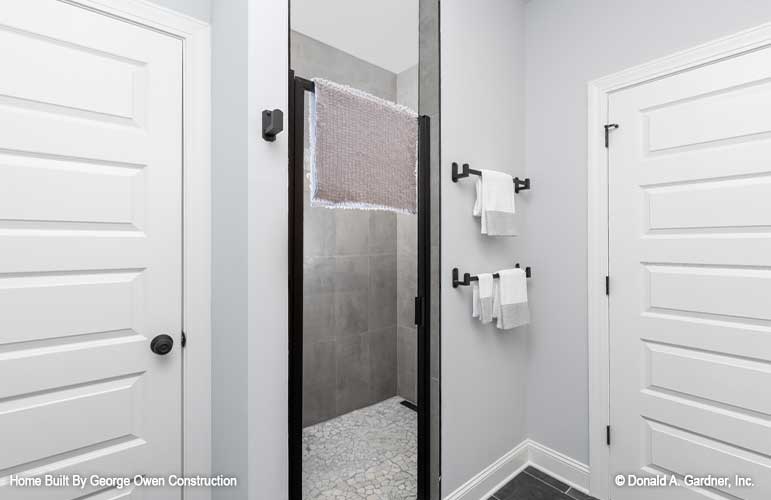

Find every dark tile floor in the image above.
[490,466,598,500]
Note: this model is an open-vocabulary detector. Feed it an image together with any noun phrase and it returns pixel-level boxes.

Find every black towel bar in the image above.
[452,264,532,288]
[451,162,531,193]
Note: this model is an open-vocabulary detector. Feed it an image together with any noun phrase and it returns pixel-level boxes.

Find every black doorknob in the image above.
[150,334,174,355]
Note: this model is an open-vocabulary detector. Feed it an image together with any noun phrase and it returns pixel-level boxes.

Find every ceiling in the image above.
[291,0,419,74]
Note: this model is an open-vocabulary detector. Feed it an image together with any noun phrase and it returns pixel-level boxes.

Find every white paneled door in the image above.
[608,46,771,499]
[0,1,183,499]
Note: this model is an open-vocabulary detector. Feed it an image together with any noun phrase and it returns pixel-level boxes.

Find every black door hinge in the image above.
[604,123,619,148]
[414,296,424,327]
[605,275,610,296]
[606,425,611,445]
[181,331,187,348]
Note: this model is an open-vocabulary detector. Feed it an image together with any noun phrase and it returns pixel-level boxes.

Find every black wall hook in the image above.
[452,263,532,288]
[452,162,531,193]
[262,109,284,142]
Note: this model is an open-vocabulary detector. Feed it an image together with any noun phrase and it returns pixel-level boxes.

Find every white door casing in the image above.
[0,1,183,498]
[606,44,771,500]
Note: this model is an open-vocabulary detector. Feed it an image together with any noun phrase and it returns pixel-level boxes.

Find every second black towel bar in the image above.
[452,162,531,193]
[452,264,532,288]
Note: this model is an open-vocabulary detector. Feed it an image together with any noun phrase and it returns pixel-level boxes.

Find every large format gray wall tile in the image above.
[304,340,336,388]
[370,327,398,401]
[303,256,335,295]
[397,326,418,403]
[303,379,336,427]
[334,256,369,293]
[335,210,369,255]
[336,334,372,414]
[304,293,335,344]
[304,197,336,257]
[397,251,417,327]
[334,292,368,337]
[303,340,337,427]
[370,254,397,290]
[369,211,397,254]
[369,254,397,330]
[397,213,418,254]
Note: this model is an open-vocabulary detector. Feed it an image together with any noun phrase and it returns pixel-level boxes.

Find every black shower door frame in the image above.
[288,70,431,500]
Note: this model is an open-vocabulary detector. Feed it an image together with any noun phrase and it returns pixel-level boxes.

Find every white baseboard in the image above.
[444,439,590,500]
[527,440,590,493]
[443,440,529,500]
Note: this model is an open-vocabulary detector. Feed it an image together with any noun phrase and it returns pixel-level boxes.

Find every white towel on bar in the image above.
[477,273,495,324]
[472,281,480,318]
[473,169,517,236]
[309,78,418,213]
[493,268,529,330]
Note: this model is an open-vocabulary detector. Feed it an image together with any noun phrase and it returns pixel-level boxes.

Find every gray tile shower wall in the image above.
[396,213,418,403]
[396,65,419,405]
[302,197,399,426]
[302,194,399,426]
[293,32,402,427]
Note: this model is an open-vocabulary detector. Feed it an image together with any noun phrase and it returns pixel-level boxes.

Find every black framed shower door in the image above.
[287,70,431,500]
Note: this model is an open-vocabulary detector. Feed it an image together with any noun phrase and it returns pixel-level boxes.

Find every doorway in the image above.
[288,74,431,499]
[287,4,436,497]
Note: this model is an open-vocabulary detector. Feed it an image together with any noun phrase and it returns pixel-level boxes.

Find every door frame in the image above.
[59,1,212,498]
[586,22,771,500]
[287,72,432,499]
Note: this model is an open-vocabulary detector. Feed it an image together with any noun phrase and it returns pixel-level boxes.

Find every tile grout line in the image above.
[523,470,571,496]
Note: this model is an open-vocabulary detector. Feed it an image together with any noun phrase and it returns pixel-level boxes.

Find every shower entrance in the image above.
[288,72,432,500]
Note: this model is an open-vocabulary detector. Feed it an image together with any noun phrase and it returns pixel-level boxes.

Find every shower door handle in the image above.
[414,296,424,327]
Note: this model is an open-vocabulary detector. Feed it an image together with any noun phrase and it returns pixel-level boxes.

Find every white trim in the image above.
[61,2,212,499]
[443,441,529,500]
[586,21,771,500]
[527,441,590,494]
[443,440,589,500]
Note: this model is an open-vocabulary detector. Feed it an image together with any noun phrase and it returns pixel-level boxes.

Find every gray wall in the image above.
[212,0,289,499]
[396,64,419,404]
[441,0,527,495]
[211,1,248,498]
[292,31,401,426]
[246,0,290,497]
[149,0,210,21]
[524,0,771,466]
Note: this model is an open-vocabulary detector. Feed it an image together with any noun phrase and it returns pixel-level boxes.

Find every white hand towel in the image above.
[472,281,480,318]
[473,170,517,236]
[477,273,495,324]
[495,268,529,330]
[473,177,484,218]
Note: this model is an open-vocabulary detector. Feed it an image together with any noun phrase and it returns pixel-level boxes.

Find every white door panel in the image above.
[0,1,182,499]
[609,45,771,499]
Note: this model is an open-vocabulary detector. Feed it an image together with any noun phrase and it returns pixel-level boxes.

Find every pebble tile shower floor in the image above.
[302,397,417,499]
